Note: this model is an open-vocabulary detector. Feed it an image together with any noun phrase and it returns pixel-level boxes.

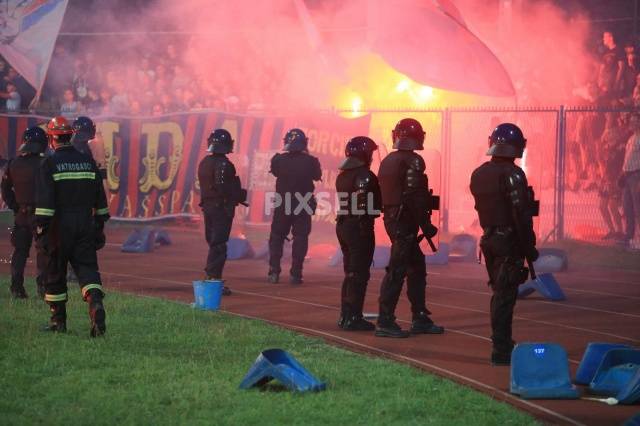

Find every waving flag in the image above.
[367,0,515,97]
[0,0,69,92]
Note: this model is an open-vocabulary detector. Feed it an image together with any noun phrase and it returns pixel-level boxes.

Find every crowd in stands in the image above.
[565,31,640,245]
[1,39,282,116]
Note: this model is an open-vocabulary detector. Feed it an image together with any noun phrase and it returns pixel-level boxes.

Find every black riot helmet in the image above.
[72,116,96,139]
[392,118,425,150]
[207,129,234,154]
[19,127,48,155]
[339,136,378,170]
[487,123,527,158]
[283,128,308,152]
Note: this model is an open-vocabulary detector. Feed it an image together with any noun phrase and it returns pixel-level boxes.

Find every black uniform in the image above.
[197,153,245,279]
[1,153,47,297]
[336,165,381,323]
[36,146,109,304]
[470,158,538,359]
[378,151,440,321]
[268,151,322,279]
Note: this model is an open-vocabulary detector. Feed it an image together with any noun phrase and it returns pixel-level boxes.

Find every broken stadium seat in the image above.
[510,343,579,399]
[590,349,640,397]
[239,349,326,393]
[575,343,632,385]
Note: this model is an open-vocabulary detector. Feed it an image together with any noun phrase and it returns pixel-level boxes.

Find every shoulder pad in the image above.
[407,154,426,172]
[506,167,526,189]
[355,170,374,189]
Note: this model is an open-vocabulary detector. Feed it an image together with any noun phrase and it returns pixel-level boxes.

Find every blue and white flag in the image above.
[0,0,69,91]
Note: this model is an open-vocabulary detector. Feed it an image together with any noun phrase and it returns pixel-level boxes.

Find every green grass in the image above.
[0,278,538,426]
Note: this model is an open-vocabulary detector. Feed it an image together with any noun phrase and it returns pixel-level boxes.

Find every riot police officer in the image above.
[197,129,247,296]
[36,116,110,336]
[268,129,322,284]
[1,127,48,298]
[336,136,381,330]
[72,116,107,180]
[376,118,444,338]
[470,123,539,365]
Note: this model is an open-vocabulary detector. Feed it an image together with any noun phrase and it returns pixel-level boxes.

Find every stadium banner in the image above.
[0,111,371,222]
[0,0,69,92]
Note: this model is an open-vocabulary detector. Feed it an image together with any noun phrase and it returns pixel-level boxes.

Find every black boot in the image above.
[375,315,410,338]
[43,302,67,332]
[86,289,106,337]
[10,285,27,299]
[410,311,445,334]
[267,270,280,284]
[289,273,303,285]
[340,314,376,331]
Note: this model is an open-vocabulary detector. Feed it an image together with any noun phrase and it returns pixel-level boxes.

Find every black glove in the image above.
[422,223,438,239]
[95,220,106,250]
[525,246,539,262]
[35,223,50,253]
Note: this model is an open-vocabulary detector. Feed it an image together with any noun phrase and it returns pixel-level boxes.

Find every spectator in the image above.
[599,112,628,239]
[151,103,164,116]
[620,113,640,250]
[620,50,639,98]
[599,31,625,100]
[60,88,81,117]
[110,81,130,115]
[171,64,190,90]
[72,59,90,105]
[137,56,155,81]
[85,89,103,114]
[129,99,143,116]
[4,67,35,109]
[0,82,21,113]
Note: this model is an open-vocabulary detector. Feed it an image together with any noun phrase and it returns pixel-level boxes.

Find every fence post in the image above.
[441,108,451,234]
[554,105,566,240]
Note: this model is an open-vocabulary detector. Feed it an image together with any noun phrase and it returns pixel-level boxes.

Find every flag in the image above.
[0,0,69,92]
[368,0,515,97]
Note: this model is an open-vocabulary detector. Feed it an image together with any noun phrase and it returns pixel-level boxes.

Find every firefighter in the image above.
[36,116,110,336]
[197,129,247,296]
[336,136,381,330]
[1,127,48,298]
[267,129,322,284]
[470,123,539,365]
[376,118,444,338]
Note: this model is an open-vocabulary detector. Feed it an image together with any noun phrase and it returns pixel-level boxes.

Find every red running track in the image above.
[2,228,639,425]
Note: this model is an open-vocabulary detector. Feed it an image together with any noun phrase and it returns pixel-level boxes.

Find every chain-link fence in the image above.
[364,105,635,246]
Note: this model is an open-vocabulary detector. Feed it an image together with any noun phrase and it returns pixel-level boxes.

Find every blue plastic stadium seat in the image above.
[448,233,477,262]
[239,349,326,393]
[154,229,172,246]
[590,349,640,397]
[121,226,156,253]
[533,248,568,273]
[617,368,640,405]
[510,343,580,399]
[517,273,566,301]
[624,412,640,426]
[575,343,631,385]
[227,237,254,260]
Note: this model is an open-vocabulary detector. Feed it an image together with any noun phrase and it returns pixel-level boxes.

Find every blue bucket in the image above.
[193,280,223,310]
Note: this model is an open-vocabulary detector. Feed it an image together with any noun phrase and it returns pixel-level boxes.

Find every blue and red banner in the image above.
[0,111,371,222]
